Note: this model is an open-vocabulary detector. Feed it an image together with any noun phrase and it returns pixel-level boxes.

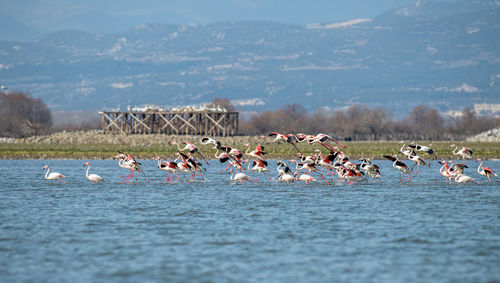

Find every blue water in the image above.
[1,159,499,282]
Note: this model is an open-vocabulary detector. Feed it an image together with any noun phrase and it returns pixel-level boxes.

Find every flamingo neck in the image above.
[86,164,91,177]
[45,167,50,178]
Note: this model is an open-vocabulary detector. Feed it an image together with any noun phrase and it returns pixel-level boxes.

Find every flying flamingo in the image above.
[153,156,179,183]
[476,158,497,182]
[200,137,221,149]
[408,142,437,159]
[268,132,302,154]
[83,162,104,183]
[42,165,66,184]
[450,144,473,161]
[244,144,266,160]
[171,141,209,165]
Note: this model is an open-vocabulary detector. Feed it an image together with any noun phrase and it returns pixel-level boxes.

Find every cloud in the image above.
[436,83,479,93]
[306,18,372,29]
[111,82,133,89]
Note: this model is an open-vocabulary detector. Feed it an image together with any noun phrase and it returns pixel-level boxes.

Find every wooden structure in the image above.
[99,111,239,136]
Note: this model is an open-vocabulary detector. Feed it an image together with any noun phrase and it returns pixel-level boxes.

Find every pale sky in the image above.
[0,0,432,34]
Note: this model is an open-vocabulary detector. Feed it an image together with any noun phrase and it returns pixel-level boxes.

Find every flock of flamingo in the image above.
[42,132,497,185]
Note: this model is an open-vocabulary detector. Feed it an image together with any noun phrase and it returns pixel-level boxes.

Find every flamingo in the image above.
[439,160,457,183]
[455,174,476,184]
[476,158,497,182]
[113,153,149,183]
[153,156,179,183]
[450,144,473,161]
[214,148,237,173]
[295,174,316,184]
[220,145,243,159]
[229,169,254,184]
[359,158,382,182]
[268,132,302,154]
[42,165,66,184]
[200,137,221,149]
[171,141,209,165]
[244,144,266,160]
[383,155,414,182]
[248,159,272,183]
[175,152,206,181]
[83,162,104,183]
[409,142,437,159]
[277,161,294,183]
[295,133,346,151]
[289,159,330,184]
[400,143,416,159]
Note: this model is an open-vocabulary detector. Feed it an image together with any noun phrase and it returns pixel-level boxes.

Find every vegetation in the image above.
[0,91,52,137]
[240,103,500,141]
[1,140,499,160]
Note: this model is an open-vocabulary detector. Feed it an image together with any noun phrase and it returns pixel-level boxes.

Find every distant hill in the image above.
[0,0,499,117]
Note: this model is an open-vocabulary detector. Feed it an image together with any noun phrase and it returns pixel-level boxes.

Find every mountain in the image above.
[0,0,499,117]
[0,13,42,41]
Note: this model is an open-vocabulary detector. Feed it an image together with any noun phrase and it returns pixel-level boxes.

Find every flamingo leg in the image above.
[263,172,272,184]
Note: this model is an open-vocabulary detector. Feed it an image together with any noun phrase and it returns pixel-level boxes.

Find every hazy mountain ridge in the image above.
[0,0,499,116]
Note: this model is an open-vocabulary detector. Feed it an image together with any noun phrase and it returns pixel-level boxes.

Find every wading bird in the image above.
[83,162,104,183]
[42,165,66,184]
[383,155,414,183]
[476,158,497,182]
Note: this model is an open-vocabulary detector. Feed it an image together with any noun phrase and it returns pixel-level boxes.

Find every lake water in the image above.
[1,159,499,282]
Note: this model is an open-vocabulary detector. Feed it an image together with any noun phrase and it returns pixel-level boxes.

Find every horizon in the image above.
[0,0,459,39]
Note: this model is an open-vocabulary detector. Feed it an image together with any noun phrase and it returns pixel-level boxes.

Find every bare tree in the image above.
[0,91,52,137]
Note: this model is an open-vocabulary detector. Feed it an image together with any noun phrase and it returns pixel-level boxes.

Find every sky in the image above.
[0,0,427,34]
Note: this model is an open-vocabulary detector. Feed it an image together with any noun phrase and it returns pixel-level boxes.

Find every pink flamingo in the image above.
[248,159,272,183]
[476,158,497,182]
[153,156,179,183]
[171,141,209,165]
[268,132,302,154]
[113,153,149,183]
[244,144,266,160]
[42,165,66,184]
[450,144,473,161]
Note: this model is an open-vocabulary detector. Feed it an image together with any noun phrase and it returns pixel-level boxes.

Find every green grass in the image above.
[1,141,499,160]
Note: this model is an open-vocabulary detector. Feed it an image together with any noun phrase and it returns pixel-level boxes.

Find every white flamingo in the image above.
[229,169,253,184]
[295,174,316,184]
[83,162,104,183]
[455,174,476,184]
[42,165,66,184]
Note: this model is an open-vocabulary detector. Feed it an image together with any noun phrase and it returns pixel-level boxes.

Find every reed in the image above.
[1,140,499,160]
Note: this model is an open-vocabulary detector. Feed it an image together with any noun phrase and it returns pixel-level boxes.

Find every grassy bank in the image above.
[1,139,499,160]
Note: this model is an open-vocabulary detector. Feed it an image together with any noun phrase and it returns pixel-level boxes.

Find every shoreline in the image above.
[1,131,499,160]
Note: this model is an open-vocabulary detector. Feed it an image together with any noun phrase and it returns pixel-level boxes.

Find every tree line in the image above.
[1,93,499,140]
[0,91,52,137]
[239,103,500,141]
